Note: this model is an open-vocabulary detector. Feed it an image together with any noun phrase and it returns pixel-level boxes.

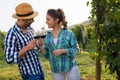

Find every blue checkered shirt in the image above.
[4,24,42,75]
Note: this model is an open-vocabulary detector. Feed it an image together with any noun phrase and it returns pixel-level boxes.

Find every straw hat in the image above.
[12,3,38,19]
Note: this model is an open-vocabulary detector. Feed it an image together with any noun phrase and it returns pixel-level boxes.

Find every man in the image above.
[4,3,44,80]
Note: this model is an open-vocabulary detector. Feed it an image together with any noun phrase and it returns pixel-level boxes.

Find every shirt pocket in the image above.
[46,42,55,51]
[59,38,70,48]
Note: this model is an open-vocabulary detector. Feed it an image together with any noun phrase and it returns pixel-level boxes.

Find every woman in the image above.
[40,8,80,80]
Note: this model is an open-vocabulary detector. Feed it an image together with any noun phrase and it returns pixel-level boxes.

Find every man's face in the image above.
[23,18,34,27]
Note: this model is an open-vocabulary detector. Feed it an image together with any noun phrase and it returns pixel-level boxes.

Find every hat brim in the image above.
[12,11,38,19]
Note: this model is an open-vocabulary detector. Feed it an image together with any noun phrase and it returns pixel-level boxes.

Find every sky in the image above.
[0,0,91,32]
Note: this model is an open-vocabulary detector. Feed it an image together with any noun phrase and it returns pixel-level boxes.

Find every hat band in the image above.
[16,11,33,17]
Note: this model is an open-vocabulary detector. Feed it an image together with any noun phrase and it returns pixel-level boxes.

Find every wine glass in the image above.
[33,30,41,39]
[38,27,47,50]
[33,30,41,50]
[40,27,46,39]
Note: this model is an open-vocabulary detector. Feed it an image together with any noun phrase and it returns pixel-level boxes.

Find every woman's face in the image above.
[46,14,58,28]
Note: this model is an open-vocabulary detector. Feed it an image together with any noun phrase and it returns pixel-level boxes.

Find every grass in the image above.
[0,40,117,80]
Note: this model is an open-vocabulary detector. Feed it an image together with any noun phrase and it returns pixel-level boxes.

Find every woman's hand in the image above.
[53,49,66,56]
[39,47,45,53]
[38,38,44,46]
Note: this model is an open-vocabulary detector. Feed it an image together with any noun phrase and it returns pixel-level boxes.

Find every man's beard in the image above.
[24,22,31,28]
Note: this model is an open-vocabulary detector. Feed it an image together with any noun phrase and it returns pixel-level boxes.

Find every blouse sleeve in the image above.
[43,38,49,59]
[65,31,80,58]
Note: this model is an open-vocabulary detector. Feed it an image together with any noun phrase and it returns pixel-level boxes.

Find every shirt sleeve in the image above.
[43,40,49,59]
[65,31,80,58]
[4,31,19,64]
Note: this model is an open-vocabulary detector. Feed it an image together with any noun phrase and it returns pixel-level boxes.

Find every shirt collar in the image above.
[14,23,32,32]
[14,24,22,32]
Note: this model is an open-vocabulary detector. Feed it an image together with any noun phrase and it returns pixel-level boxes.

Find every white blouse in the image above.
[54,38,58,46]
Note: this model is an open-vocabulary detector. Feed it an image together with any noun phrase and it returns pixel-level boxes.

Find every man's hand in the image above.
[19,39,37,59]
[26,39,37,50]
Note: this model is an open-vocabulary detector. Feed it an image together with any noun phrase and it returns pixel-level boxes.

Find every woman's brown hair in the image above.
[47,8,67,28]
